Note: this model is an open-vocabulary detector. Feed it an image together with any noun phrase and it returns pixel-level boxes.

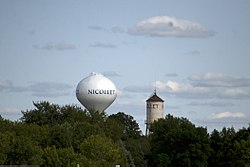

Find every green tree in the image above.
[0,118,15,164]
[21,101,61,125]
[79,134,125,167]
[108,112,147,166]
[21,101,88,125]
[104,117,123,141]
[109,112,142,140]
[0,132,12,164]
[233,136,250,166]
[124,137,150,167]
[13,123,50,149]
[0,117,15,133]
[209,127,236,166]
[148,114,211,167]
[71,121,107,152]
[42,146,61,167]
[7,134,43,165]
[49,123,73,148]
[57,147,80,167]
[234,126,250,166]
[209,126,250,167]
[59,105,88,123]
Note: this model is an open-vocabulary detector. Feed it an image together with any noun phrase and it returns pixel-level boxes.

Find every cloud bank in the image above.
[123,73,250,99]
[209,111,246,120]
[33,42,76,51]
[29,82,72,97]
[188,101,236,107]
[128,16,214,38]
[0,80,72,98]
[88,16,214,38]
[0,107,21,116]
[189,73,250,87]
[204,111,250,127]
[103,71,121,77]
[89,42,117,48]
[165,73,178,77]
[0,80,13,91]
[88,26,108,32]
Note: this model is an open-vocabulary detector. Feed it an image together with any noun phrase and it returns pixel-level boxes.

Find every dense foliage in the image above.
[147,114,211,167]
[0,101,250,166]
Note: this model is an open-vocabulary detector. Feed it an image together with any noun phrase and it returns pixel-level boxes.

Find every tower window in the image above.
[153,104,158,108]
[147,104,151,108]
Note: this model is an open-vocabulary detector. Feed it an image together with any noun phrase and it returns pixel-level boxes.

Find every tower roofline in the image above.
[146,92,164,102]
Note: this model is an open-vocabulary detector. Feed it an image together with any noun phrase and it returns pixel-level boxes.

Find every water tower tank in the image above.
[76,72,117,112]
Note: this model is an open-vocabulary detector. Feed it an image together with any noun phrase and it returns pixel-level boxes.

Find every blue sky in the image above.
[1,0,250,133]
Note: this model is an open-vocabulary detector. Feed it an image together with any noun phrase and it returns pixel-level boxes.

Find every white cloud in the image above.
[88,25,125,33]
[103,71,121,77]
[196,111,250,132]
[155,80,209,95]
[189,72,250,87]
[0,107,21,115]
[128,16,214,38]
[165,73,178,77]
[122,73,250,100]
[123,85,151,93]
[187,73,250,99]
[220,88,250,99]
[209,111,247,120]
[0,80,28,92]
[33,42,76,51]
[89,42,117,48]
[88,25,108,32]
[0,80,73,98]
[29,82,73,97]
[188,101,236,107]
[155,78,250,99]
[0,80,13,91]
[0,107,23,121]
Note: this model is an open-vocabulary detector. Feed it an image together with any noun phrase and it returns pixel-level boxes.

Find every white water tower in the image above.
[76,72,117,112]
[145,91,164,135]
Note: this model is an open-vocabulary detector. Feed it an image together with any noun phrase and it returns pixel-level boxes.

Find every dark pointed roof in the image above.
[146,91,164,102]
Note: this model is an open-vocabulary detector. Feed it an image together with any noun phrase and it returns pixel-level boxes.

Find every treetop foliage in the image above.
[0,101,144,166]
[1,101,250,166]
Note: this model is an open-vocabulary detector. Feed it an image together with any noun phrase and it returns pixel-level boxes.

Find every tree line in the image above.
[0,101,250,166]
